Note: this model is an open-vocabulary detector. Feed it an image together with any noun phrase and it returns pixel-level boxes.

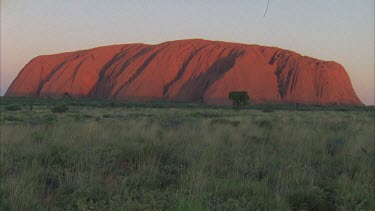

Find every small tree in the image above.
[228,91,250,111]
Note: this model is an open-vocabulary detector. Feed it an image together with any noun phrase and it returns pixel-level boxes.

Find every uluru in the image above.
[5,39,362,105]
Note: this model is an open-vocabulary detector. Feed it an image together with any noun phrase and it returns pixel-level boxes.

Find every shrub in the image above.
[160,117,186,128]
[326,138,346,156]
[31,131,46,143]
[228,91,250,110]
[68,114,83,121]
[51,104,69,113]
[53,186,108,210]
[27,114,57,125]
[102,114,112,118]
[4,115,23,122]
[83,114,94,118]
[43,114,58,123]
[288,188,337,211]
[176,198,204,211]
[261,104,274,113]
[189,112,221,118]
[257,120,272,129]
[5,104,22,111]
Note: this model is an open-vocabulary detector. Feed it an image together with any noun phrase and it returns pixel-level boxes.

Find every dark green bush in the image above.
[326,138,346,156]
[257,120,273,129]
[53,186,108,210]
[83,114,94,118]
[160,117,185,128]
[102,114,112,118]
[288,188,337,211]
[228,91,250,110]
[176,198,204,211]
[189,112,221,118]
[42,114,58,123]
[261,104,275,113]
[51,104,69,113]
[38,170,60,197]
[67,114,83,121]
[4,115,24,122]
[27,114,57,125]
[31,131,46,143]
[5,104,22,111]
[38,145,80,169]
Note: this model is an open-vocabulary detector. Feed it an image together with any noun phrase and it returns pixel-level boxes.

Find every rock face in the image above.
[6,39,362,105]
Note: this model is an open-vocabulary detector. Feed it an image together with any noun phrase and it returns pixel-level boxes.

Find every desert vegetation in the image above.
[228,91,250,110]
[0,97,374,210]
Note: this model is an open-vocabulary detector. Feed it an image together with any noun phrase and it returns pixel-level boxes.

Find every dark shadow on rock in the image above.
[175,49,244,102]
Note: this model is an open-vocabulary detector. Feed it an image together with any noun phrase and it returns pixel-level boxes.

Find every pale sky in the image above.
[1,0,374,105]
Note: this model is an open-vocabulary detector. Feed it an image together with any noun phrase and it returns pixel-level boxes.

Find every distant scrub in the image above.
[83,114,94,118]
[102,114,113,118]
[189,112,217,118]
[160,117,186,128]
[126,113,156,119]
[27,114,57,125]
[4,115,24,122]
[5,104,22,111]
[31,131,47,143]
[51,104,69,113]
[210,119,240,127]
[261,104,275,113]
[287,188,337,211]
[257,120,273,129]
[326,138,346,156]
[0,96,373,111]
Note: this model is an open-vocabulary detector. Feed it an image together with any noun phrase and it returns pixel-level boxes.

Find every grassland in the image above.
[0,97,374,210]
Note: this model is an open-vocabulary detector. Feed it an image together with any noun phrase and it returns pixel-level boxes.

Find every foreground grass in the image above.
[0,102,374,210]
